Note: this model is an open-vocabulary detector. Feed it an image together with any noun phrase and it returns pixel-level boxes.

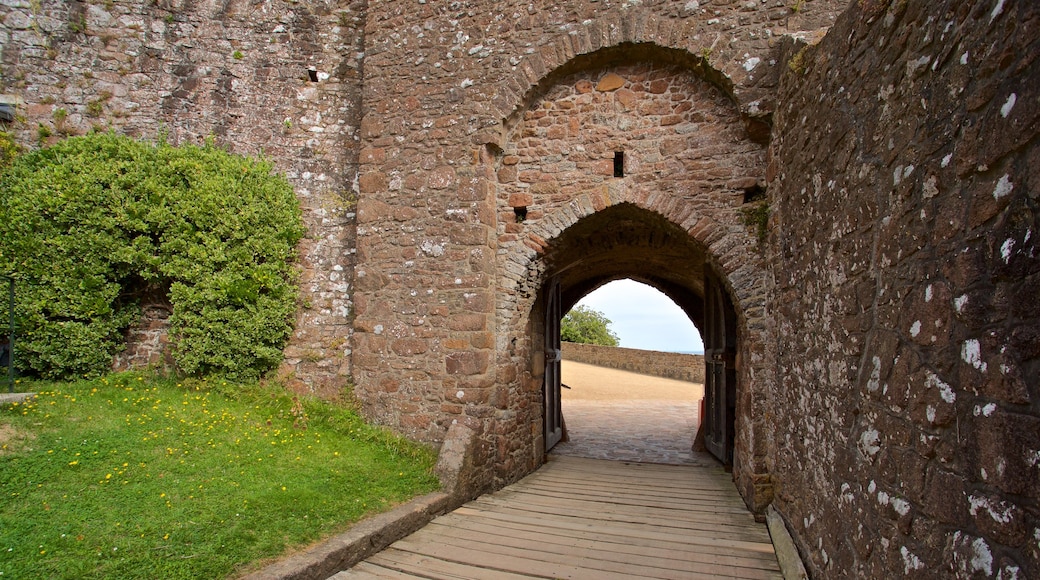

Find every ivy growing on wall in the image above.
[0,132,304,380]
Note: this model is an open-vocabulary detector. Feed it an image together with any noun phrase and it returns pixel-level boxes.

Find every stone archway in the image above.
[491,53,775,510]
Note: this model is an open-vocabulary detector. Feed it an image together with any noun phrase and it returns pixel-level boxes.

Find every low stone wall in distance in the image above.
[562,342,705,384]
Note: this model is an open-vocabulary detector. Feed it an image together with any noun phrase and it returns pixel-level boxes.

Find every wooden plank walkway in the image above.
[330,455,782,579]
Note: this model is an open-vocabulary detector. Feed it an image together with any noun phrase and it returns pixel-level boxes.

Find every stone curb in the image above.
[239,491,460,580]
[0,392,34,404]
[766,505,809,580]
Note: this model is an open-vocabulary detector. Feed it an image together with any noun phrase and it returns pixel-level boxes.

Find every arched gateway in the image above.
[353,42,778,510]
[491,48,773,506]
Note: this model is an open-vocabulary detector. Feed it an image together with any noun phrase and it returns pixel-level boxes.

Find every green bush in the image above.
[0,131,19,168]
[0,132,304,380]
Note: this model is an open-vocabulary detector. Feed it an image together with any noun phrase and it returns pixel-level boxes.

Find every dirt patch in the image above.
[561,360,703,402]
[0,422,35,455]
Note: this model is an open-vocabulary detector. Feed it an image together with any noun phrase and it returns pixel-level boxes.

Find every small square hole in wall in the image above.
[307,68,318,82]
[613,151,625,178]
[514,207,528,223]
[743,184,766,204]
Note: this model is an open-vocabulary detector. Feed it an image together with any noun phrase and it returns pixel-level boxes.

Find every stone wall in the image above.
[3,0,851,510]
[12,2,1036,576]
[352,0,848,494]
[0,0,363,396]
[562,342,705,384]
[766,0,1039,577]
[112,303,172,372]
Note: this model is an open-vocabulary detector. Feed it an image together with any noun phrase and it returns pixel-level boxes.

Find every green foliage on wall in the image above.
[0,131,19,169]
[0,132,304,380]
[561,305,620,347]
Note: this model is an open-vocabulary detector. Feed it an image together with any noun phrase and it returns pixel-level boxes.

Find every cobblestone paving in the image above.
[550,361,719,466]
[551,399,718,466]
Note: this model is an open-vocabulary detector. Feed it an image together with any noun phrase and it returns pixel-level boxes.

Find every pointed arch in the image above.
[489,50,776,510]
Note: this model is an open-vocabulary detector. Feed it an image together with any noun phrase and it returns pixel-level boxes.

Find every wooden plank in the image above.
[451,505,778,556]
[543,456,729,479]
[369,548,544,580]
[530,467,740,492]
[467,496,770,541]
[528,468,742,497]
[425,514,781,566]
[388,539,666,580]
[420,520,783,578]
[522,479,742,503]
[392,530,778,580]
[426,514,774,563]
[527,469,739,492]
[482,490,760,523]
[510,483,753,513]
[336,456,783,580]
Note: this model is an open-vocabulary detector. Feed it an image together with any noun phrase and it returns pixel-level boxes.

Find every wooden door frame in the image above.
[703,265,737,465]
[543,276,563,452]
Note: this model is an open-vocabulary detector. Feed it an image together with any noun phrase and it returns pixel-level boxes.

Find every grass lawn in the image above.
[0,374,441,579]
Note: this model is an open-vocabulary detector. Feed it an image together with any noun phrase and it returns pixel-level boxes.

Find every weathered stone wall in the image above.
[353,0,848,494]
[766,0,1039,577]
[0,0,363,396]
[495,57,770,491]
[112,303,172,372]
[562,342,705,384]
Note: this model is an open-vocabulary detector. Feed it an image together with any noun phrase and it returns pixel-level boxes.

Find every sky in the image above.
[572,279,704,354]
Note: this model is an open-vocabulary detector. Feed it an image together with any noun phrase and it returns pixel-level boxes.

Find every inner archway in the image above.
[553,279,706,464]
[530,204,739,467]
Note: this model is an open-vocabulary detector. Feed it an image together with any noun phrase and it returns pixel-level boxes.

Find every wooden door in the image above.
[544,277,563,452]
[704,266,736,464]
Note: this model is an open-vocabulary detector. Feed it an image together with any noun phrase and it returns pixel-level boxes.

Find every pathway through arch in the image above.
[552,360,716,467]
[328,364,782,579]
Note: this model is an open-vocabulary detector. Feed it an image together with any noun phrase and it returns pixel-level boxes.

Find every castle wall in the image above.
[766,0,1039,576]
[11,0,1036,575]
[562,342,706,384]
[492,57,771,491]
[0,0,364,396]
[352,0,847,492]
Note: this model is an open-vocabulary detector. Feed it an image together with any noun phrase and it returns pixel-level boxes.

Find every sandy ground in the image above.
[561,360,704,402]
[553,360,715,466]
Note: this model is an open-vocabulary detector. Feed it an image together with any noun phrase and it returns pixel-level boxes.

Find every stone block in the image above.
[448,313,486,331]
[508,192,533,208]
[595,72,625,92]
[391,338,427,356]
[445,351,489,376]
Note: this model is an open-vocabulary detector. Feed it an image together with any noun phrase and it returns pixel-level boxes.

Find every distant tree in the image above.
[560,305,620,347]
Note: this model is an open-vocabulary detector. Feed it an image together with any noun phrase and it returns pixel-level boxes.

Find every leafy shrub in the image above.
[0,132,304,380]
[0,131,18,168]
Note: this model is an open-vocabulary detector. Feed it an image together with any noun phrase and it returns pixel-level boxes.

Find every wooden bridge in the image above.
[331,454,783,579]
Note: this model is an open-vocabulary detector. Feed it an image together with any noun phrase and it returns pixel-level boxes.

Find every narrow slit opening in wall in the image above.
[307,68,318,82]
[614,151,625,178]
